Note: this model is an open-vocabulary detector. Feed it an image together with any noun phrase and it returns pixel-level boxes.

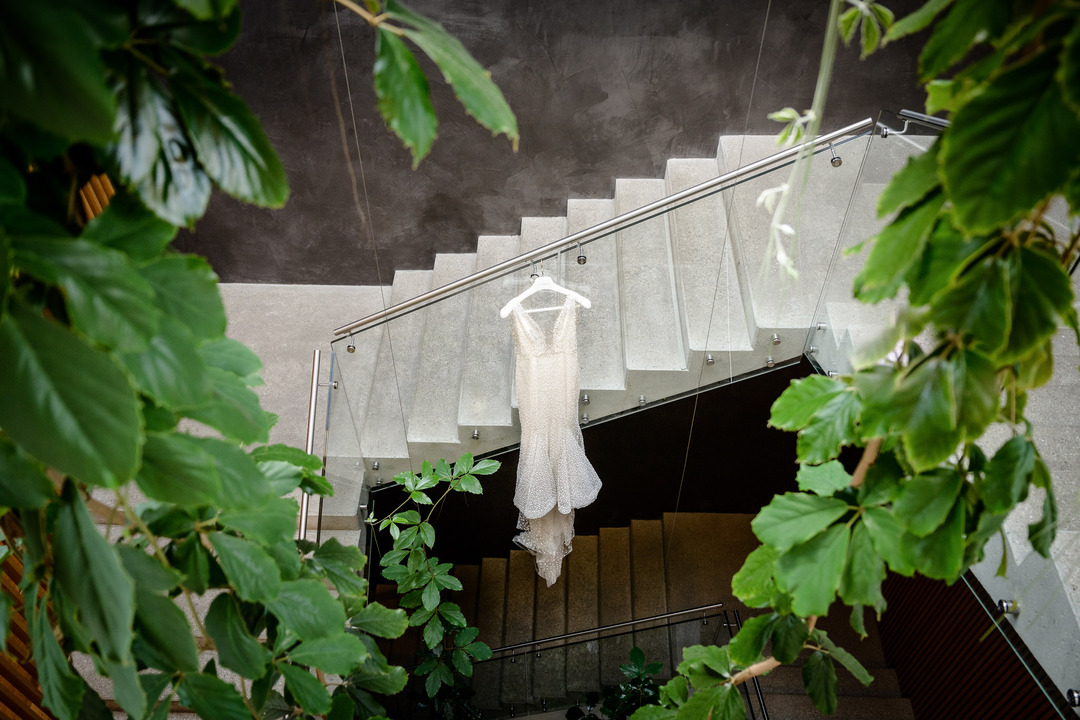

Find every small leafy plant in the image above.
[599,647,663,720]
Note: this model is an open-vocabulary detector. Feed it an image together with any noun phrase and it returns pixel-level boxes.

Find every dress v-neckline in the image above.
[510,294,576,344]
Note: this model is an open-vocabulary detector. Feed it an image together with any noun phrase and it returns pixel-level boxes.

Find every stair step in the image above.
[533,568,567,699]
[565,199,626,399]
[502,550,538,703]
[615,179,687,377]
[664,513,757,611]
[598,526,633,686]
[756,664,904,698]
[408,253,477,448]
[665,158,754,357]
[473,557,508,710]
[630,519,671,679]
[361,270,433,472]
[764,693,915,720]
[565,534,600,693]
[458,235,520,441]
[450,563,480,623]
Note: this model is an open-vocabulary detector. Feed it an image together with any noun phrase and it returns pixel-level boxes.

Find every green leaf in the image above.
[200,337,264,384]
[0,302,141,487]
[183,366,273,443]
[451,648,473,677]
[896,356,964,472]
[732,545,779,607]
[659,675,689,707]
[886,0,953,40]
[814,629,874,685]
[752,493,849,551]
[116,545,182,593]
[796,390,861,464]
[279,663,332,715]
[208,532,282,603]
[1028,481,1057,558]
[205,593,272,679]
[917,0,1011,81]
[802,651,838,715]
[769,614,809,665]
[289,634,370,675]
[630,706,677,720]
[153,2,241,54]
[796,460,851,496]
[267,579,346,640]
[862,507,914,575]
[138,673,173,720]
[219,496,298,545]
[893,469,964,537]
[80,192,178,263]
[172,534,210,593]
[373,28,437,167]
[140,255,225,342]
[0,4,115,143]
[769,375,846,430]
[0,437,55,508]
[12,236,159,353]
[839,522,886,611]
[729,612,776,666]
[176,673,250,720]
[137,432,222,506]
[328,693,356,720]
[456,473,483,494]
[858,452,903,506]
[173,0,239,21]
[932,257,1011,355]
[423,616,445,648]
[53,482,134,663]
[860,11,882,59]
[854,191,945,303]
[121,316,212,410]
[133,588,199,672]
[1003,246,1075,362]
[776,524,850,617]
[901,498,964,580]
[471,458,500,475]
[386,0,518,149]
[983,436,1036,513]
[905,220,984,306]
[677,684,743,720]
[251,443,322,471]
[943,49,1080,233]
[30,599,85,720]
[172,71,288,207]
[955,350,1001,440]
[313,539,369,598]
[464,640,492,661]
[839,7,860,44]
[438,601,467,627]
[190,437,272,509]
[676,645,732,689]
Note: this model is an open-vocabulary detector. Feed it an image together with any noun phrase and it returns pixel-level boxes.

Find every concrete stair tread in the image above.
[615,178,687,374]
[764,693,915,720]
[756,664,903,697]
[361,270,433,463]
[407,252,477,445]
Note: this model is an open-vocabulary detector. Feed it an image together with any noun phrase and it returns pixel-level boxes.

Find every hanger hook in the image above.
[530,260,539,279]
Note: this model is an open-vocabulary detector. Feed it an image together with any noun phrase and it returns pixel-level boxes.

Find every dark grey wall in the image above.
[176,0,928,285]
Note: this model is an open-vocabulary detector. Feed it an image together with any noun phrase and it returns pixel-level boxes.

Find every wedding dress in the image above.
[505,293,602,586]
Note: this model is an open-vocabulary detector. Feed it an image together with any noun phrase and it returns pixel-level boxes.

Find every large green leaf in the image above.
[200,337,263,385]
[917,0,1011,80]
[885,0,952,40]
[30,598,85,720]
[676,683,744,720]
[797,390,861,465]
[288,634,370,675]
[854,191,945,303]
[752,493,849,551]
[183,366,273,443]
[901,498,964,580]
[1028,481,1057,559]
[770,614,809,664]
[769,375,846,430]
[208,532,282,603]
[386,0,518,148]
[81,193,178,263]
[813,629,874,685]
[983,435,1036,513]
[839,521,886,611]
[905,219,984,306]
[205,593,272,679]
[176,673,250,720]
[219,496,297,545]
[1002,246,1074,362]
[931,257,1011,355]
[796,460,851,496]
[53,482,135,663]
[137,431,223,507]
[0,4,115,143]
[190,436,273,509]
[862,507,914,575]
[0,302,141,487]
[115,545,182,593]
[109,58,162,185]
[171,0,239,21]
[140,255,225,341]
[133,588,200,672]
[802,651,838,715]
[893,469,964,537]
[877,139,941,217]
[145,1,241,54]
[267,580,346,640]
[373,27,437,167]
[955,350,1000,440]
[895,356,963,472]
[121,316,212,409]
[942,49,1080,233]
[775,524,850,617]
[731,544,779,607]
[12,236,160,352]
[278,663,332,715]
[313,539,369,599]
[728,612,776,666]
[0,437,55,509]
[172,70,288,207]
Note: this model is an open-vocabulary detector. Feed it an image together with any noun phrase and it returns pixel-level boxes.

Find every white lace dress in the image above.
[507,295,602,586]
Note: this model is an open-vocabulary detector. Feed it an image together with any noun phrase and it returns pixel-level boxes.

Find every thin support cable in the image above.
[332,4,414,472]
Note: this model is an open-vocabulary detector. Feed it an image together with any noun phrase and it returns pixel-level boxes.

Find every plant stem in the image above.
[730,617,818,686]
[332,0,405,35]
[850,437,883,488]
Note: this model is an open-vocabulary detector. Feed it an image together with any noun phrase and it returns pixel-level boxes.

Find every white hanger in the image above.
[499,275,592,318]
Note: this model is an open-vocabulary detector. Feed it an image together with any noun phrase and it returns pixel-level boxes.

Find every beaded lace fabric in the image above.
[507,294,602,586]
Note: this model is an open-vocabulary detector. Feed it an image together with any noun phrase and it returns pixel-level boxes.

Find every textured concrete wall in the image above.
[177,0,928,286]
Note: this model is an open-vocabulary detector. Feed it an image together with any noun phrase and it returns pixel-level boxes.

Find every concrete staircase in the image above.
[323,133,903,524]
[374,513,914,719]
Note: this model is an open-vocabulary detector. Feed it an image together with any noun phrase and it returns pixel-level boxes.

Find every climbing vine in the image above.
[632,1,1080,717]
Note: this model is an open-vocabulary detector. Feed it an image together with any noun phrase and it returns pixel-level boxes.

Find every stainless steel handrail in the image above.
[332,117,875,337]
[487,601,727,656]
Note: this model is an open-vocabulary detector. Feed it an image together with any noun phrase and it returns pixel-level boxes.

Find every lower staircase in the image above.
[374,513,914,719]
